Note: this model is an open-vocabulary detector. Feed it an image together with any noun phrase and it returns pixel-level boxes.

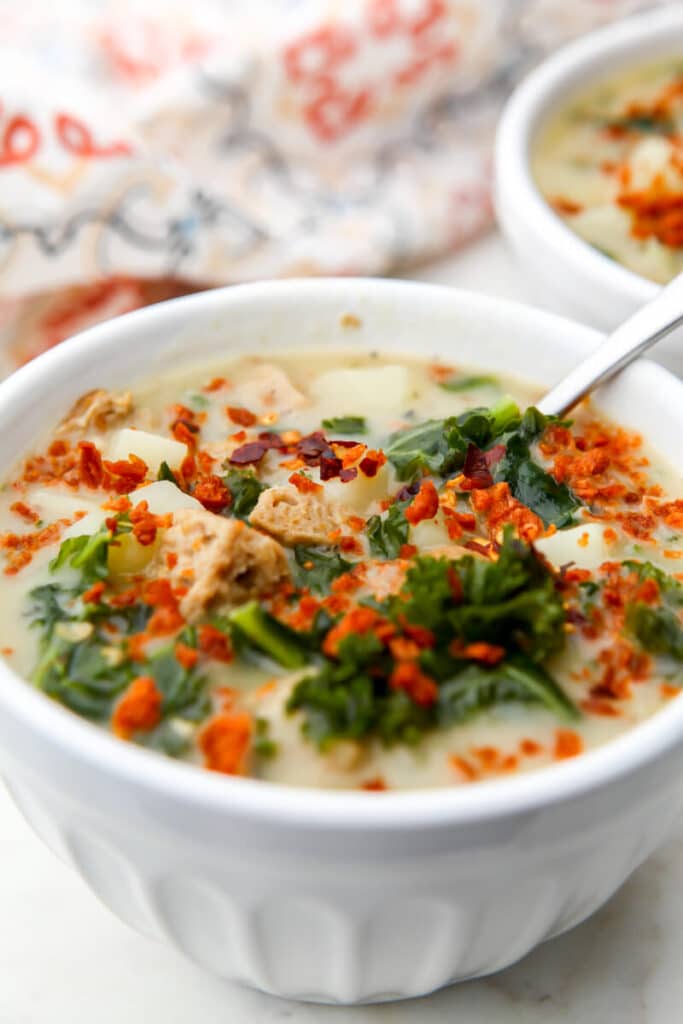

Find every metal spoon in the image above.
[538,271,683,418]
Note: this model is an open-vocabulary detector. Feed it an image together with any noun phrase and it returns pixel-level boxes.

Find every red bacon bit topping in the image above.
[405,479,439,525]
[175,642,199,670]
[389,661,438,707]
[204,377,228,392]
[226,406,257,427]
[198,624,233,662]
[193,474,232,512]
[470,482,542,542]
[0,518,73,575]
[361,777,387,791]
[10,501,40,524]
[289,472,322,495]
[171,420,198,451]
[82,581,106,604]
[112,676,162,739]
[78,441,104,488]
[199,711,252,775]
[102,454,149,494]
[323,607,395,658]
[128,500,172,546]
[359,449,386,478]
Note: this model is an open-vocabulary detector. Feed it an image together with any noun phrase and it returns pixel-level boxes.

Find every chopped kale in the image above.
[627,604,683,661]
[229,601,309,669]
[157,460,178,483]
[293,545,353,593]
[366,502,409,560]
[438,375,500,393]
[49,524,113,586]
[321,415,367,435]
[493,407,579,527]
[222,467,267,519]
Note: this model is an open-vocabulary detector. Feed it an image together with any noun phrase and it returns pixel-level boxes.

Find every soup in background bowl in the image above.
[0,280,682,1002]
[534,58,683,284]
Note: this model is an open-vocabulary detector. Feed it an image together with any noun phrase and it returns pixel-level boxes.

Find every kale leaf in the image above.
[321,416,367,435]
[222,467,267,519]
[366,502,409,560]
[293,545,353,593]
[493,407,579,527]
[438,375,500,393]
[49,523,113,586]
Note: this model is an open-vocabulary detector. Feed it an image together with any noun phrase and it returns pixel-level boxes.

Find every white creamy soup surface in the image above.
[534,58,683,283]
[0,348,681,791]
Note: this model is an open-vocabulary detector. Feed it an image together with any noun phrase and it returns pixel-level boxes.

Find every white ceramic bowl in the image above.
[0,279,683,1004]
[495,7,683,373]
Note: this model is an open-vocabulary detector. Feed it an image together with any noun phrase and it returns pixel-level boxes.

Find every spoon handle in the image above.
[537,272,683,419]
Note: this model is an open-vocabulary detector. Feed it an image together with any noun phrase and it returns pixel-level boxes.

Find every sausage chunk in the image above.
[156,508,289,622]
[58,389,133,434]
[249,485,343,546]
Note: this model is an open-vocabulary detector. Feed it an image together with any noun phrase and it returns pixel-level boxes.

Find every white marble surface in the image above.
[2,233,683,1023]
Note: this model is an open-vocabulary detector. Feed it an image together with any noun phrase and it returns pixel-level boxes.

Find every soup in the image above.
[0,351,681,790]
[533,59,683,283]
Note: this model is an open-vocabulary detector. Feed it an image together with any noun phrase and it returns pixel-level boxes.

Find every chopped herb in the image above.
[494,407,579,527]
[222,468,267,519]
[366,502,409,560]
[293,545,353,593]
[625,561,683,661]
[229,601,309,669]
[254,717,279,758]
[157,461,178,483]
[321,416,367,435]
[49,524,113,586]
[187,393,210,410]
[438,375,500,393]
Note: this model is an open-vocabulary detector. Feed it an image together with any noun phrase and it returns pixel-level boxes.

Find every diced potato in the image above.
[535,522,614,571]
[107,428,187,475]
[410,513,450,551]
[135,480,202,514]
[30,488,101,521]
[311,365,410,416]
[324,463,391,515]
[108,532,160,576]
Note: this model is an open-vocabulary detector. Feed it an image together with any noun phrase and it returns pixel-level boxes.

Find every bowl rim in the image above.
[1,276,683,832]
[495,5,683,309]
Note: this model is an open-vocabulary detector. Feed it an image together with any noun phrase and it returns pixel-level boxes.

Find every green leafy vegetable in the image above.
[366,502,409,560]
[438,375,500,393]
[321,415,367,435]
[493,407,579,527]
[627,604,683,661]
[157,461,178,483]
[229,600,309,669]
[293,545,352,593]
[49,524,113,586]
[222,468,267,519]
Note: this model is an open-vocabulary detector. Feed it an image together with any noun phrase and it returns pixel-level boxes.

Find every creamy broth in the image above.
[0,350,681,790]
[533,59,683,283]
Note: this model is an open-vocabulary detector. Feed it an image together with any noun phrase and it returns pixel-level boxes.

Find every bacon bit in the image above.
[147,606,185,636]
[389,636,422,661]
[230,441,270,466]
[82,581,106,604]
[199,711,253,775]
[520,738,542,756]
[449,754,478,781]
[198,624,233,662]
[359,449,386,478]
[171,420,198,451]
[660,683,680,700]
[254,680,277,699]
[330,569,364,595]
[289,471,322,495]
[332,442,366,468]
[193,474,232,513]
[102,453,149,495]
[346,515,366,532]
[180,454,197,485]
[577,531,589,548]
[112,676,162,739]
[361,777,387,791]
[460,444,494,490]
[128,499,172,546]
[340,467,358,483]
[102,495,131,513]
[48,439,69,457]
[78,441,104,488]
[0,646,13,656]
[166,551,179,570]
[204,376,228,392]
[460,641,506,665]
[399,543,418,558]
[581,697,621,717]
[603,528,618,545]
[175,642,199,670]
[389,661,438,707]
[1,517,72,575]
[110,585,140,608]
[473,746,498,769]
[127,633,149,662]
[470,482,543,543]
[554,729,583,760]
[323,607,394,658]
[398,619,436,648]
[226,406,257,427]
[619,511,656,540]
[551,196,583,215]
[142,578,177,608]
[338,535,363,555]
[405,479,439,526]
[10,501,39,524]
[429,363,456,382]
